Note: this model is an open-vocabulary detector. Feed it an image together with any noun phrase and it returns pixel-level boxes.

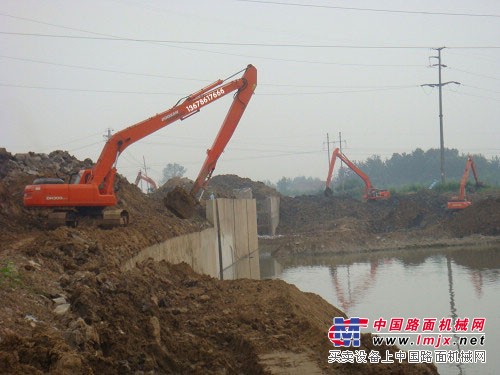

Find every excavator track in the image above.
[46,208,129,229]
[100,209,129,228]
[47,210,78,229]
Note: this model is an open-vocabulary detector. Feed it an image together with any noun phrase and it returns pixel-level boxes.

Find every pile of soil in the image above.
[0,253,437,375]
[208,174,280,201]
[0,147,495,374]
[163,186,199,219]
[262,188,500,256]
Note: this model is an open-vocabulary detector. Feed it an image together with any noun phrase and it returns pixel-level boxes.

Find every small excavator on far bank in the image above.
[134,170,158,193]
[324,148,390,200]
[447,155,482,210]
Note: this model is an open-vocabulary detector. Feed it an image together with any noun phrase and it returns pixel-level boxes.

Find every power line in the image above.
[449,90,500,102]
[237,0,500,18]
[460,84,500,95]
[2,32,500,49]
[261,86,418,95]
[450,67,500,81]
[0,54,424,76]
[0,55,207,82]
[0,82,182,95]
[0,82,419,95]
[0,32,429,48]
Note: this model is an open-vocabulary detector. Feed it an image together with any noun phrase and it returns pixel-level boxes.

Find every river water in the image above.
[260,245,500,375]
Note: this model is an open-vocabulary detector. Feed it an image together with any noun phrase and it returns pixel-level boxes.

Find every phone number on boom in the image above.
[186,89,225,112]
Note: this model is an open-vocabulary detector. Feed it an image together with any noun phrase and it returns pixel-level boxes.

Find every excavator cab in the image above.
[366,188,391,200]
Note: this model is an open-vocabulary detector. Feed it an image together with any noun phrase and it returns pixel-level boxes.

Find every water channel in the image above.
[260,245,500,375]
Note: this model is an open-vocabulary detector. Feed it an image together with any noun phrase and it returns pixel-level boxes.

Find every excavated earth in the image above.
[0,148,498,374]
[260,189,500,256]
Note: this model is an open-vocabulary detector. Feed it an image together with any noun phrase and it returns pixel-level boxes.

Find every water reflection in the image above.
[260,245,500,375]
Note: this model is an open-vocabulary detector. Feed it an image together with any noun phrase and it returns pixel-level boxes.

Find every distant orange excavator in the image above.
[325,148,390,200]
[134,170,158,192]
[447,155,482,210]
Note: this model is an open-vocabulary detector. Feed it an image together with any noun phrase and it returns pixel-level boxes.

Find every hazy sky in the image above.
[2,1,499,186]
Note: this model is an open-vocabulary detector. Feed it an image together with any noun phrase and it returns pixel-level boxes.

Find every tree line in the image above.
[273,148,500,196]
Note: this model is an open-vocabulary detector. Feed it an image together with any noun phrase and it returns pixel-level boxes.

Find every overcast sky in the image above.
[2,0,499,186]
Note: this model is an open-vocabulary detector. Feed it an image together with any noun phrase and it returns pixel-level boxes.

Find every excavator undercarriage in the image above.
[46,207,129,229]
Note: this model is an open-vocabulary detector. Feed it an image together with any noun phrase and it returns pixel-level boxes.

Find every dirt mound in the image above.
[0,149,92,235]
[154,176,194,196]
[276,189,500,238]
[264,189,500,256]
[0,147,493,374]
[276,191,438,236]
[442,195,500,237]
[0,150,208,240]
[163,186,199,219]
[0,252,437,375]
[208,174,280,201]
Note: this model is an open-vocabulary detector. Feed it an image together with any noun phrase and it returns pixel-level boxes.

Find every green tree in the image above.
[161,163,187,184]
[276,177,292,195]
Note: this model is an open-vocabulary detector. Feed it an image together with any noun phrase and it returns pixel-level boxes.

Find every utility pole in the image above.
[325,132,347,163]
[421,47,460,184]
[142,156,152,193]
[326,133,331,167]
[325,132,347,190]
[103,128,114,141]
[338,132,346,191]
[325,133,338,169]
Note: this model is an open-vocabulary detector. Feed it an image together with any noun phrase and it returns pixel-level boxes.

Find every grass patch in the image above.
[0,261,21,287]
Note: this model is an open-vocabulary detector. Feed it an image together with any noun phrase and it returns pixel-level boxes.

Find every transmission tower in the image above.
[421,47,460,184]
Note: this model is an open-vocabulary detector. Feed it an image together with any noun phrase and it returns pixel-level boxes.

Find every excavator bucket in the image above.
[164,186,198,219]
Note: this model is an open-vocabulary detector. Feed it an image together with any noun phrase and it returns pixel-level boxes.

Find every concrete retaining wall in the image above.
[256,196,280,236]
[206,198,260,280]
[122,198,259,280]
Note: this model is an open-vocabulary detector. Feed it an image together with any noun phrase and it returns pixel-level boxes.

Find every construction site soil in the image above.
[1,148,498,374]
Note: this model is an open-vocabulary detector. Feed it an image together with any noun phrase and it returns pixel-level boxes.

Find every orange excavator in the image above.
[324,148,390,200]
[134,170,158,192]
[447,155,482,210]
[23,64,257,227]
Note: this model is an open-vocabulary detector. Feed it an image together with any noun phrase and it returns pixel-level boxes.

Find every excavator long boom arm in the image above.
[458,156,479,200]
[326,148,373,192]
[191,65,257,197]
[92,64,257,195]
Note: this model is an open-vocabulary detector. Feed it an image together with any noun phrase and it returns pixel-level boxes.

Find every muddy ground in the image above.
[1,148,498,374]
[260,189,500,256]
